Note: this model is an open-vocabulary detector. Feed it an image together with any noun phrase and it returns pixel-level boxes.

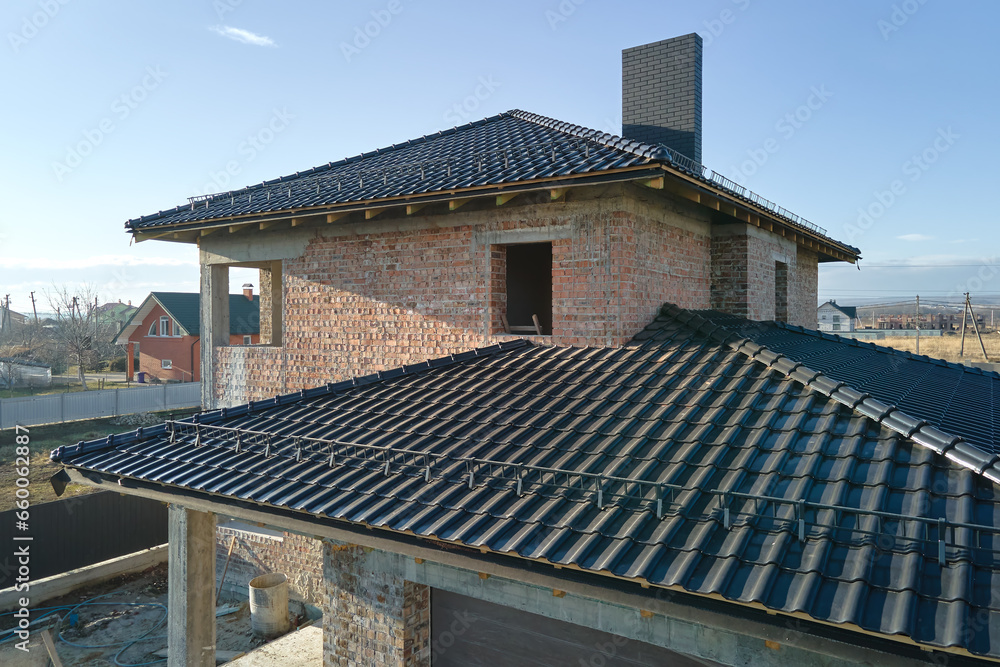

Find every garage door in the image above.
[431,589,722,666]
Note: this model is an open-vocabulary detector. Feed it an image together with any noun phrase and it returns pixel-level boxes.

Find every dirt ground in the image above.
[0,410,198,511]
[0,564,304,666]
[872,331,1000,364]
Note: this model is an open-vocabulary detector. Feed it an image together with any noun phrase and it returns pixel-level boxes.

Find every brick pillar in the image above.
[322,543,430,666]
[710,226,750,318]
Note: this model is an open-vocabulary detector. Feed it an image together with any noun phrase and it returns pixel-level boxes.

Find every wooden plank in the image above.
[531,314,543,336]
[259,220,283,230]
[500,314,510,334]
[549,188,568,201]
[326,212,349,224]
[406,204,428,216]
[449,198,471,211]
[639,176,665,190]
[365,208,386,220]
[41,629,63,667]
[496,193,518,206]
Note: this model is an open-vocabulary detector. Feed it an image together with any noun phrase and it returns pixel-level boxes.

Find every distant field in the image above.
[873,332,1000,364]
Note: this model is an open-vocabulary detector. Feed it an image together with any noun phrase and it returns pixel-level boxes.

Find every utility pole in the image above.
[968,295,990,362]
[960,294,968,358]
[915,295,920,355]
[29,291,38,322]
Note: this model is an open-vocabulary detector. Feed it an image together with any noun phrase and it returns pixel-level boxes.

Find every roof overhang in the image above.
[130,165,860,264]
[52,466,976,666]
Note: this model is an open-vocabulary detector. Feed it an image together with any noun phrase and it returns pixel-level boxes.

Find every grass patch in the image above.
[0,409,198,511]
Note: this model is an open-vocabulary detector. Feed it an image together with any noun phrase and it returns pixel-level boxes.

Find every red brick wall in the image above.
[213,189,715,404]
[710,225,817,327]
[792,248,819,327]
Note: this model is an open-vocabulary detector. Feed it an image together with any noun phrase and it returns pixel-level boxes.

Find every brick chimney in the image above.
[622,33,703,163]
[242,283,254,301]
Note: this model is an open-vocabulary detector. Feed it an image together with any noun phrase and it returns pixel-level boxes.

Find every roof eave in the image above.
[54,465,990,665]
[130,166,858,262]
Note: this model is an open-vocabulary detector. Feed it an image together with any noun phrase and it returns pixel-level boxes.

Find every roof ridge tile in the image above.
[655,302,1000,482]
[507,109,668,161]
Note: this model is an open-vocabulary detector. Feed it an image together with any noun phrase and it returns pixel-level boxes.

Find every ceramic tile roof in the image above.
[52,305,1000,659]
[124,110,856,257]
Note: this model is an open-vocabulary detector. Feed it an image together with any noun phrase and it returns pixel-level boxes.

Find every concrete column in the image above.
[199,262,229,410]
[167,505,216,667]
[268,260,283,347]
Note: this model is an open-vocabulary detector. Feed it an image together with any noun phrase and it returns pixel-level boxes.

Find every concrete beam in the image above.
[167,505,216,667]
[0,545,167,613]
[346,546,916,667]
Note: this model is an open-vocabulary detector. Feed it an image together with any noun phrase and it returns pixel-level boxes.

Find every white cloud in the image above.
[897,234,933,242]
[210,26,276,47]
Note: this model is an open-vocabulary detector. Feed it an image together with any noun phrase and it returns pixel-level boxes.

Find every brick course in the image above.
[623,33,703,162]
[710,224,816,324]
[213,187,716,405]
[215,525,323,604]
[322,543,430,666]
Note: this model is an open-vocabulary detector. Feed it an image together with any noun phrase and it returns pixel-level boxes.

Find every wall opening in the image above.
[774,261,789,323]
[504,243,552,335]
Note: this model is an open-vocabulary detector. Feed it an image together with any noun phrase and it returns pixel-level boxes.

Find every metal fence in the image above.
[0,491,168,588]
[0,382,200,429]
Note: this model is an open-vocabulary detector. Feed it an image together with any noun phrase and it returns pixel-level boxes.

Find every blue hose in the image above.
[0,594,169,666]
[56,593,168,666]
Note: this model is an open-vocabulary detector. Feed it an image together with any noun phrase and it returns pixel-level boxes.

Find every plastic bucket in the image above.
[249,573,290,638]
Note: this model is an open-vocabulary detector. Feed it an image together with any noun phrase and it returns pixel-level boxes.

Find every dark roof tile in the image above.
[53,304,1000,658]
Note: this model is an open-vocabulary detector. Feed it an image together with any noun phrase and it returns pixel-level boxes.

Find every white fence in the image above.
[0,383,201,429]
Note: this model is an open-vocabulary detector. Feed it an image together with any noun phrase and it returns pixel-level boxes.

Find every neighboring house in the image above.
[0,305,26,341]
[98,301,139,334]
[817,300,857,332]
[114,288,260,382]
[52,34,1000,667]
[0,357,51,388]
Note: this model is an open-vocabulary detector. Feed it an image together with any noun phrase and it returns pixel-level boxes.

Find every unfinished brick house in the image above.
[52,34,1000,666]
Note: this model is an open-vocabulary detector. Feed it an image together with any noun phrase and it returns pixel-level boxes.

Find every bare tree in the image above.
[46,285,101,390]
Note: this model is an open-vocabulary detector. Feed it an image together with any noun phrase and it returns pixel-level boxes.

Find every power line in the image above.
[824,264,1000,269]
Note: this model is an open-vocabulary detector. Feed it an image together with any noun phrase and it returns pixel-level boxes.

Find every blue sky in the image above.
[1,0,997,314]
